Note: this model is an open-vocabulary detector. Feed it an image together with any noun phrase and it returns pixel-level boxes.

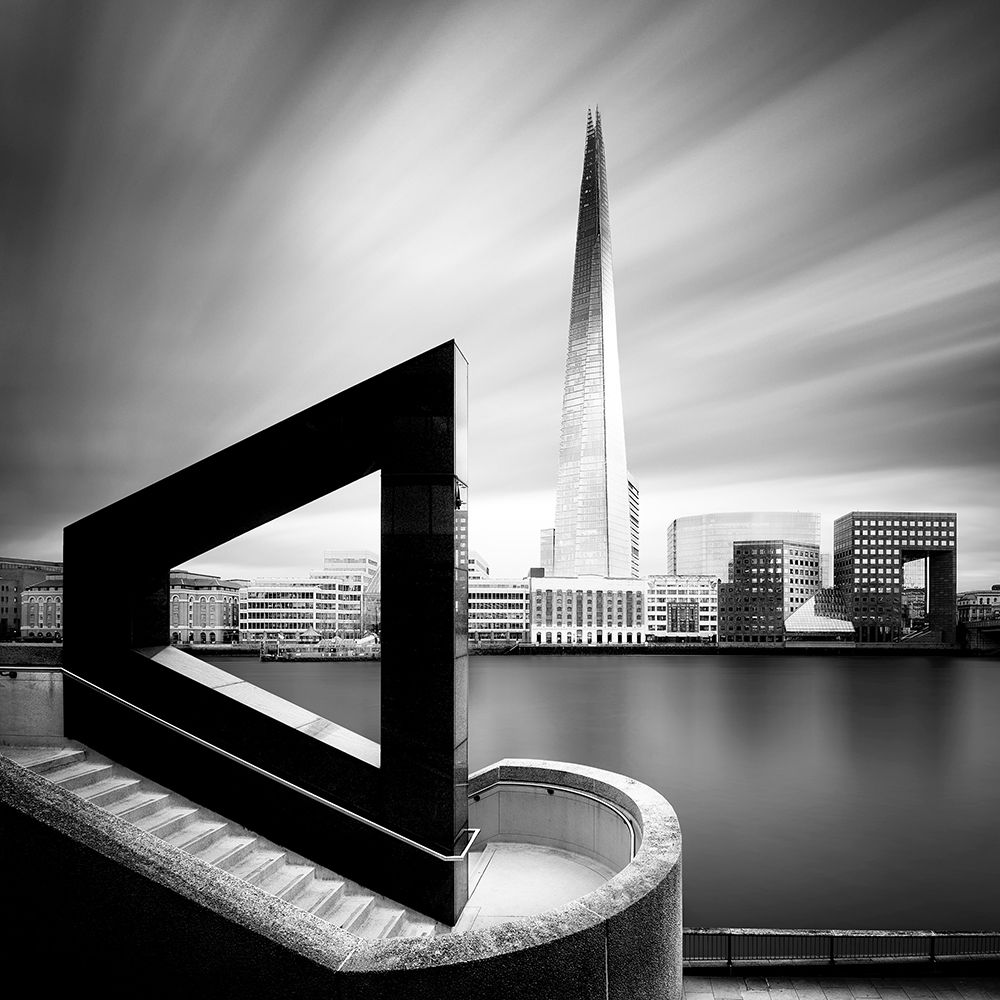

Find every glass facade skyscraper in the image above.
[667,511,821,582]
[553,109,633,578]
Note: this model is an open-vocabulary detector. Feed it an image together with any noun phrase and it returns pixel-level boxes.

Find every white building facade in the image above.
[645,575,718,643]
[469,578,531,645]
[530,576,645,646]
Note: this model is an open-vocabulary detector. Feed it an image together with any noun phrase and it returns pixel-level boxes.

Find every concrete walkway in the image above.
[453,841,615,932]
[683,974,1000,1000]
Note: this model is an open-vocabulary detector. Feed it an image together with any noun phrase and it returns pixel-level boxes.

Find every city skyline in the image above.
[3,2,999,589]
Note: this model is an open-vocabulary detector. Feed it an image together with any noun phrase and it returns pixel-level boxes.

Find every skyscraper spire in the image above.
[552,109,634,578]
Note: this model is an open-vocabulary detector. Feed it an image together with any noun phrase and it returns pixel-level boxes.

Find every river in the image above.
[200,652,999,931]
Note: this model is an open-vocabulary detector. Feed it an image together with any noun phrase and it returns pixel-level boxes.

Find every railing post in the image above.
[727,932,732,972]
[929,935,935,964]
[830,934,836,965]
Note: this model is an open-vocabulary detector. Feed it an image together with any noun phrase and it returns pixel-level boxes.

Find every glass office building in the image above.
[553,110,633,579]
[667,511,821,582]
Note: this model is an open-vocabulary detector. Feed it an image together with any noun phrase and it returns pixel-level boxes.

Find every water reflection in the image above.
[203,652,999,931]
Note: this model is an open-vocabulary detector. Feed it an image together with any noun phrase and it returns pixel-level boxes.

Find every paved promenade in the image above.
[684,975,1000,1000]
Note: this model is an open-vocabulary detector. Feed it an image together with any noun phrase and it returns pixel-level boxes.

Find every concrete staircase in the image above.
[0,742,446,940]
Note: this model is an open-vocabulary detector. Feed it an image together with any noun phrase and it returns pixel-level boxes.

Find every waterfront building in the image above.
[833,511,957,643]
[629,479,640,578]
[309,549,380,639]
[530,575,645,645]
[1,556,62,640]
[551,110,636,579]
[239,567,377,643]
[469,551,490,580]
[667,512,821,582]
[645,575,718,642]
[469,577,531,645]
[20,575,63,641]
[538,529,555,576]
[957,585,1000,623]
[718,540,821,644]
[168,571,240,644]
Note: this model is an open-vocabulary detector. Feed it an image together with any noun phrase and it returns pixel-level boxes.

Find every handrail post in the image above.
[830,934,836,965]
[727,932,732,971]
[929,934,936,964]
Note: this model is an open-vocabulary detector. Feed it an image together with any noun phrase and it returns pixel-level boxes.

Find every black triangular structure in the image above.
[64,340,470,924]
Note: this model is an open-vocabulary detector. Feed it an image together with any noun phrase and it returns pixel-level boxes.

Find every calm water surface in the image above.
[202,653,1000,931]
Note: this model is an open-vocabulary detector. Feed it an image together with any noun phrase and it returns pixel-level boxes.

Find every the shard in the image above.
[553,109,635,578]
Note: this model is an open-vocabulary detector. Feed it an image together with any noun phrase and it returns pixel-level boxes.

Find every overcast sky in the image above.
[3,0,999,588]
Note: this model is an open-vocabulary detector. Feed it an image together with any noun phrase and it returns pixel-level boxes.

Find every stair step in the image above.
[134,805,199,837]
[162,819,228,853]
[48,761,114,789]
[325,893,375,932]
[394,916,439,939]
[106,790,170,821]
[296,877,347,916]
[77,776,142,806]
[192,834,257,869]
[353,905,406,939]
[258,863,315,901]
[227,848,285,882]
[2,746,87,773]
[3,740,448,941]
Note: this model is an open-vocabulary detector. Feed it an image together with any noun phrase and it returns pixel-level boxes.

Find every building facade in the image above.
[667,512,821,582]
[168,571,240,644]
[1,557,62,639]
[718,540,821,644]
[469,578,531,645]
[645,575,718,642]
[957,586,1000,623]
[833,511,957,644]
[20,575,64,641]
[552,110,635,579]
[530,576,645,645]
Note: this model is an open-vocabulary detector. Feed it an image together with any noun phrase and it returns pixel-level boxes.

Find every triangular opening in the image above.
[167,472,381,745]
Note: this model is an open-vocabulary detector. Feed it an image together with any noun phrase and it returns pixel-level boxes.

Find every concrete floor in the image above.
[452,841,615,932]
[683,975,1000,1000]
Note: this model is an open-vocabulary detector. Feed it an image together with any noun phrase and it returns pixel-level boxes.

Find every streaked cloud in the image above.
[2,0,998,587]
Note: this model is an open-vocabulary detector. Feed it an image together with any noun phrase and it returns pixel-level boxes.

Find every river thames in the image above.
[202,652,999,931]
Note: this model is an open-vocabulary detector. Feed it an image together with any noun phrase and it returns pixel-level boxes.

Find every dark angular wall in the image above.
[62,340,470,923]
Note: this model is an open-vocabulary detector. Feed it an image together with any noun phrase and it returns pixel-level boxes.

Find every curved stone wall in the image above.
[2,754,682,1000]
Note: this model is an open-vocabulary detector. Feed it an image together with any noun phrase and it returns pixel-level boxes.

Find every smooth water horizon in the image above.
[201,652,999,932]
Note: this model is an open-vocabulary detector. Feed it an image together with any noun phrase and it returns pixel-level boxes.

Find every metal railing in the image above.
[684,928,1000,967]
[60,667,478,863]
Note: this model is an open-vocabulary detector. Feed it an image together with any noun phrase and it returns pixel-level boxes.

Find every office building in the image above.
[718,540,821,644]
[469,551,490,580]
[667,512,821,581]
[538,529,555,576]
[530,576,645,645]
[1,557,62,639]
[551,110,635,579]
[833,511,957,643]
[469,578,531,645]
[645,575,718,642]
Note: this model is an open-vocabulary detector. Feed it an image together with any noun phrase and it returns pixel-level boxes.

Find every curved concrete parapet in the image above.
[2,754,681,999]
[342,758,683,1000]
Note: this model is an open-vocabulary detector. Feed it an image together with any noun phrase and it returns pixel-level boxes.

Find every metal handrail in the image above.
[473,778,637,861]
[60,667,478,863]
